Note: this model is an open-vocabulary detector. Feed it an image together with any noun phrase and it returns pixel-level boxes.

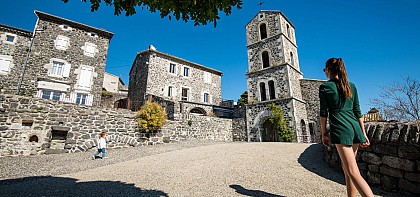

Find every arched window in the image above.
[260,24,267,40]
[260,82,267,101]
[286,24,291,38]
[290,52,294,66]
[262,51,270,68]
[268,80,275,100]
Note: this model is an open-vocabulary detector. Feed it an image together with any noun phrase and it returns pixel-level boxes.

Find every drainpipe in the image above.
[17,16,40,95]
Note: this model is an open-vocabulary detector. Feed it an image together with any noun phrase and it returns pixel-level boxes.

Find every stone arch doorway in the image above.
[260,118,280,142]
[190,107,207,116]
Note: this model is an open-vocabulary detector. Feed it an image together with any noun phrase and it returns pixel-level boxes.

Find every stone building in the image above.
[129,45,223,118]
[245,10,324,142]
[0,10,113,107]
[0,24,32,95]
[101,72,128,109]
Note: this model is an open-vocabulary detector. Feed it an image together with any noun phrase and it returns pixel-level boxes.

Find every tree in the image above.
[136,102,167,132]
[371,76,420,122]
[61,0,243,27]
[237,91,248,106]
[268,104,294,142]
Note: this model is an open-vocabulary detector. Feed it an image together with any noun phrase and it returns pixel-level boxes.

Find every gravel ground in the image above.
[0,139,227,182]
[0,142,401,197]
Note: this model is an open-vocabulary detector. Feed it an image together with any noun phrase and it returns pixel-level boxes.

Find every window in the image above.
[168,86,173,97]
[181,88,188,101]
[84,42,96,57]
[169,63,176,74]
[50,61,64,76]
[0,56,12,74]
[260,23,267,40]
[55,35,69,50]
[41,90,62,101]
[268,80,275,100]
[204,93,209,103]
[287,24,291,38]
[204,72,211,83]
[76,93,88,105]
[183,67,189,77]
[77,66,93,89]
[290,52,294,66]
[260,82,267,101]
[262,51,270,68]
[6,35,14,43]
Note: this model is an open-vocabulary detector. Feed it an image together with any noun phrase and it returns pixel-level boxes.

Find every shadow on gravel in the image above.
[298,144,400,197]
[230,184,285,197]
[0,176,168,197]
[298,143,345,185]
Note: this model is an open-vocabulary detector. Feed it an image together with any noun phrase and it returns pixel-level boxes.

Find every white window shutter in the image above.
[172,87,177,99]
[86,94,94,106]
[59,93,66,102]
[78,66,93,89]
[36,90,42,98]
[63,64,71,77]
[70,92,77,103]
[0,57,11,74]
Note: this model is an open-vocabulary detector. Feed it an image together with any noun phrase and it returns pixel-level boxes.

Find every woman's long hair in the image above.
[325,58,352,98]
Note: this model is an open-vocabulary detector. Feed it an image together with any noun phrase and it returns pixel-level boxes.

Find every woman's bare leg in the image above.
[336,144,373,197]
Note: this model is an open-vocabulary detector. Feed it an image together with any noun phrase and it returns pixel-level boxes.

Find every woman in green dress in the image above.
[319,58,373,197]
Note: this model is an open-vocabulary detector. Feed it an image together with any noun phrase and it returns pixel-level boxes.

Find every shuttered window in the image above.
[0,56,12,74]
[77,66,93,89]
[55,35,69,50]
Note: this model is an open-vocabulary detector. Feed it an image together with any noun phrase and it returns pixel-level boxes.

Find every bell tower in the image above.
[245,10,309,142]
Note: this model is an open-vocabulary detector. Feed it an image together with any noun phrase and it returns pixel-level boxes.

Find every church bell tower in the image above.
[245,10,309,142]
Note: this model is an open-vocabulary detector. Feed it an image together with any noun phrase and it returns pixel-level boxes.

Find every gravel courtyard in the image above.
[0,141,398,197]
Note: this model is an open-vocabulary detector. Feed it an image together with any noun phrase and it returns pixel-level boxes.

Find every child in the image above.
[92,132,107,159]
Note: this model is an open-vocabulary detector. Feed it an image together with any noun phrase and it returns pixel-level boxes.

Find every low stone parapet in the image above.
[323,122,420,196]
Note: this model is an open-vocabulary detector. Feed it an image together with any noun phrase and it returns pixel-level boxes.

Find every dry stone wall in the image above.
[0,94,236,157]
[323,122,420,196]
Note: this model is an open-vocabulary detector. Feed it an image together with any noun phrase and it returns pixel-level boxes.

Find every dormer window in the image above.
[260,23,267,40]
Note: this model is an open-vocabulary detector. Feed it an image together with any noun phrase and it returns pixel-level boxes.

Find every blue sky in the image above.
[1,0,419,113]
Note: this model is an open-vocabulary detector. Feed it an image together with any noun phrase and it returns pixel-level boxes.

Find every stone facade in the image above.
[0,24,32,95]
[0,94,236,157]
[129,46,222,116]
[324,122,420,196]
[0,11,113,107]
[300,78,325,143]
[101,72,128,109]
[245,10,312,142]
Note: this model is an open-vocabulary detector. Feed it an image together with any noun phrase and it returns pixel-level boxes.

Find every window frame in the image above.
[50,60,65,77]
[75,93,88,105]
[169,63,176,74]
[181,87,189,101]
[203,93,210,103]
[183,66,190,77]
[41,89,62,101]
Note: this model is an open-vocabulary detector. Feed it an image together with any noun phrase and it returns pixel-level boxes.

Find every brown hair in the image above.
[100,132,107,138]
[325,58,352,98]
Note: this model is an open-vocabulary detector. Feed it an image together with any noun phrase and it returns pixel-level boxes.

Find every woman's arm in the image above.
[320,117,330,146]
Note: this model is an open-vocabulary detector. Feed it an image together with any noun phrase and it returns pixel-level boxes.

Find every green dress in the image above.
[319,80,366,145]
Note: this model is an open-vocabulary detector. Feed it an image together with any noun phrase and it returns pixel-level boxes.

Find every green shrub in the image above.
[136,102,167,133]
[268,104,295,142]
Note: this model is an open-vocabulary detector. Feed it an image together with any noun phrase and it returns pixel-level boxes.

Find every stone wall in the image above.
[232,118,247,141]
[0,25,32,95]
[0,94,236,157]
[160,114,233,141]
[300,78,325,143]
[323,122,420,196]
